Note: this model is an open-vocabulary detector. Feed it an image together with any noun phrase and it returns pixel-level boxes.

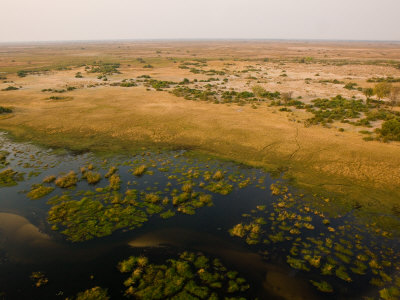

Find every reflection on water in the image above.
[0,212,56,263]
[0,132,399,299]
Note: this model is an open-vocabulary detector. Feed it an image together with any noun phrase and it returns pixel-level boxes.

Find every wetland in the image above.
[0,132,399,299]
[0,41,400,299]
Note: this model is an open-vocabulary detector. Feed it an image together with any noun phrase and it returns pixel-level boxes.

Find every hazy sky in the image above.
[1,0,399,42]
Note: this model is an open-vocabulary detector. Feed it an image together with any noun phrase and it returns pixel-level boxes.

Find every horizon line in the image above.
[1,38,400,45]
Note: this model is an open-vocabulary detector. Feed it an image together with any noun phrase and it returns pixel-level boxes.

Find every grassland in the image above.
[1,41,400,231]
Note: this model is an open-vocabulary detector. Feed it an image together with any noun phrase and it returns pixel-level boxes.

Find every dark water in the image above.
[0,132,399,300]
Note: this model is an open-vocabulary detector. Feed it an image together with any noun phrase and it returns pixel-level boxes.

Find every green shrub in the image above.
[367,77,400,83]
[119,82,136,87]
[87,62,121,75]
[0,106,12,114]
[48,96,71,100]
[374,82,392,100]
[377,118,400,141]
[147,79,176,90]
[344,82,358,90]
[2,86,19,91]
[17,70,28,77]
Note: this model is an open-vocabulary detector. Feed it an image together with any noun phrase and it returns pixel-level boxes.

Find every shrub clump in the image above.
[376,118,400,141]
[0,106,12,114]
[2,86,19,91]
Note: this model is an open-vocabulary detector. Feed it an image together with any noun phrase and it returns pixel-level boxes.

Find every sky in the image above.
[1,0,399,42]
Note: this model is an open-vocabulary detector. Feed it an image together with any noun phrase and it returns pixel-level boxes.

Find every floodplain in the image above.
[0,41,400,299]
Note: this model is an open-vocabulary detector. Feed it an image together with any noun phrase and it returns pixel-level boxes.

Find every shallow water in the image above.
[0,132,399,299]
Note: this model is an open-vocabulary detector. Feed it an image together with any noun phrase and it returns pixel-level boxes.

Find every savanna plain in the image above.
[0,41,400,300]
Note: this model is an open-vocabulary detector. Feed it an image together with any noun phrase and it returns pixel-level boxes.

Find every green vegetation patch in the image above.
[118,252,250,299]
[305,95,369,126]
[55,171,78,188]
[82,170,102,184]
[86,62,121,75]
[27,184,54,200]
[69,286,109,300]
[376,118,400,142]
[0,168,24,186]
[48,196,148,242]
[0,150,9,168]
[0,107,13,114]
[1,86,19,91]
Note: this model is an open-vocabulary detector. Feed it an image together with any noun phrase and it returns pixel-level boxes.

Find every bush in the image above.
[17,70,28,77]
[2,86,19,91]
[87,62,121,75]
[119,82,137,87]
[48,96,70,100]
[374,82,392,100]
[367,77,400,83]
[377,118,400,141]
[180,78,190,84]
[0,106,12,114]
[305,95,368,125]
[148,79,176,90]
[344,82,358,90]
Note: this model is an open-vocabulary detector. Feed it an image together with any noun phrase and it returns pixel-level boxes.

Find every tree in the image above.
[252,85,266,100]
[281,91,293,106]
[362,88,374,104]
[374,82,392,100]
[389,86,400,109]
